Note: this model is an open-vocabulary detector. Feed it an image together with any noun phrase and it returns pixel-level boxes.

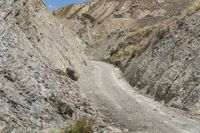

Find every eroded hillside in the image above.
[0,0,120,132]
[2,0,200,132]
[55,0,200,116]
[53,0,191,45]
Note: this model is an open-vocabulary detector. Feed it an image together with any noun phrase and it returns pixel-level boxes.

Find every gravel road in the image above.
[79,61,200,133]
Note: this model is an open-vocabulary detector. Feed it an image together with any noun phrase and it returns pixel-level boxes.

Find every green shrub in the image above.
[66,68,78,81]
[60,118,95,133]
[54,68,78,81]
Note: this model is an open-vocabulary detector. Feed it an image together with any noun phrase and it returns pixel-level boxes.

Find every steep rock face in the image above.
[109,1,200,113]
[99,0,200,112]
[0,0,96,132]
[125,9,200,112]
[0,17,95,132]
[0,0,88,73]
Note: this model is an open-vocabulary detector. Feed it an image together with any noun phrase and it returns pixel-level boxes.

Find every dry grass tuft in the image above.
[174,0,200,27]
[179,0,200,20]
[55,68,78,81]
[60,118,95,133]
[111,24,170,66]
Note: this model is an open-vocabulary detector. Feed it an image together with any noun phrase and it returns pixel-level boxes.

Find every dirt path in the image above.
[79,61,200,133]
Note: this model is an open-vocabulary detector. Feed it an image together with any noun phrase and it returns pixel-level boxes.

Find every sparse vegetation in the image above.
[179,0,200,20]
[110,0,200,67]
[111,24,170,66]
[60,117,95,133]
[173,0,200,28]
[55,68,78,81]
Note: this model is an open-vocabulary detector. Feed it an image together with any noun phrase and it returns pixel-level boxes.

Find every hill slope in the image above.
[53,0,191,44]
[54,0,200,115]
[0,0,106,132]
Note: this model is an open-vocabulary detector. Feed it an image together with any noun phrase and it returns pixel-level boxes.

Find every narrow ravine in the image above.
[79,61,200,133]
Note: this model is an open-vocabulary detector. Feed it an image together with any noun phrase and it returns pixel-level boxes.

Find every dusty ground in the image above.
[79,61,200,133]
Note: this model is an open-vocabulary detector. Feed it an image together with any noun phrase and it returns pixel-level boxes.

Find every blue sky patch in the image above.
[44,0,88,11]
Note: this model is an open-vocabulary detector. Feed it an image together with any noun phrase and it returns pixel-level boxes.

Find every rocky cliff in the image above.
[0,0,99,132]
[1,0,88,72]
[55,0,200,115]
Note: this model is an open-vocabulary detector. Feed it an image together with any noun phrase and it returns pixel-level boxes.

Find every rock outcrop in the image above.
[0,0,98,132]
[124,5,200,112]
[1,0,88,73]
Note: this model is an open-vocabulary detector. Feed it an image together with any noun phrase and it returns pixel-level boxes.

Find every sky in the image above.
[44,0,88,11]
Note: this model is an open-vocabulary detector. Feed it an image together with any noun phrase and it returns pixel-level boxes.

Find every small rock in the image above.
[123,128,129,133]
[100,126,123,133]
[58,102,75,117]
